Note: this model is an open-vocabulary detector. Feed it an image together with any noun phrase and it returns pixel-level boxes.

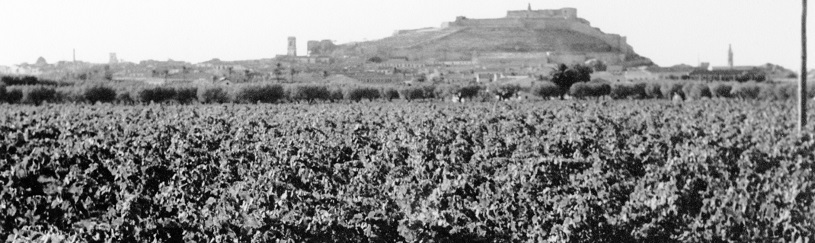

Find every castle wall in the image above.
[506,8,577,19]
[451,18,523,28]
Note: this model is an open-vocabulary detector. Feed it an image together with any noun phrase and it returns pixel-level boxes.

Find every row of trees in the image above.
[531,79,815,101]
[0,83,513,105]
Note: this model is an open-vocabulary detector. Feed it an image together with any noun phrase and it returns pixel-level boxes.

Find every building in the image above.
[109,53,119,65]
[288,37,297,56]
[475,72,502,82]
[646,64,695,79]
[728,44,733,69]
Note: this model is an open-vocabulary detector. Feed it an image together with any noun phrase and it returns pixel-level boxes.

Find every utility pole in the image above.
[800,0,808,133]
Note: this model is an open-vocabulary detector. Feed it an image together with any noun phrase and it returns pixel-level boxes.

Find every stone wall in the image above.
[450,18,524,28]
[506,8,577,19]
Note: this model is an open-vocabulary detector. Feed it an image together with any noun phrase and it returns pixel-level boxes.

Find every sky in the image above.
[0,0,808,70]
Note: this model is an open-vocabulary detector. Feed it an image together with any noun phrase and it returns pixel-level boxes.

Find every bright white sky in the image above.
[0,0,808,70]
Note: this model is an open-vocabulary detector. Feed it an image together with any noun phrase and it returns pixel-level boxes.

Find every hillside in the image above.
[326,7,652,66]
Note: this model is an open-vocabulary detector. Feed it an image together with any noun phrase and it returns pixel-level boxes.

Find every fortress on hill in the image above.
[306,5,650,67]
[439,6,632,55]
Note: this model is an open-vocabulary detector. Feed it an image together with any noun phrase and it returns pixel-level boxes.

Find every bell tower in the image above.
[728,44,733,69]
[287,37,297,57]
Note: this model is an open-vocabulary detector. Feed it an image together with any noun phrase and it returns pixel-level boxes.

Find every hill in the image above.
[325,7,652,66]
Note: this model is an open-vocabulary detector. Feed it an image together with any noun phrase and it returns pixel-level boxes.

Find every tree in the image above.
[273,63,283,82]
[591,60,607,72]
[550,63,593,99]
[368,56,383,63]
[416,73,427,82]
[103,65,113,81]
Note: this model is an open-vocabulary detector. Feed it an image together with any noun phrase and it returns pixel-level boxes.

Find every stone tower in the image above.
[727,44,733,69]
[109,53,118,65]
[288,37,297,56]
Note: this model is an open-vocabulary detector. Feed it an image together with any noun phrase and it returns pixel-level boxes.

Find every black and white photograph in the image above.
[0,0,813,242]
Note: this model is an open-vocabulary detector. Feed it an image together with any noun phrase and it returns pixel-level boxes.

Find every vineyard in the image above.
[1,100,814,242]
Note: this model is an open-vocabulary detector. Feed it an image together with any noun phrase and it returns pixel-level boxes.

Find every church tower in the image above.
[109,53,118,65]
[288,37,297,57]
[728,44,733,69]
[528,3,532,11]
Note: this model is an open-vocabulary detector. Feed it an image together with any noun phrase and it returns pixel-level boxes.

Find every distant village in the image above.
[0,6,801,85]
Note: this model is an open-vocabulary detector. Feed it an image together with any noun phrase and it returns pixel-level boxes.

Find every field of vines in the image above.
[1,100,814,242]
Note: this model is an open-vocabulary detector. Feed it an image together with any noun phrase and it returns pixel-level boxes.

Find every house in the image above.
[689,69,753,81]
[475,72,502,82]
[646,65,694,79]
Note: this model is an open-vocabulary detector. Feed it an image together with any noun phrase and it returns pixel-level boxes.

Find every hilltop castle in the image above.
[301,5,649,67]
[433,6,631,56]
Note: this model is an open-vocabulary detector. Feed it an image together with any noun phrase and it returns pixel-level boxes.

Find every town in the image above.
[0,5,798,86]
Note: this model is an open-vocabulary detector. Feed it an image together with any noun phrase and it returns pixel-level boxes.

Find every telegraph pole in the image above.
[800,0,808,133]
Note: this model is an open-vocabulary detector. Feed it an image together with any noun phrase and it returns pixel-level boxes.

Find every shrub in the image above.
[84,86,117,103]
[139,86,177,103]
[24,86,57,105]
[345,87,380,102]
[532,81,561,99]
[329,87,344,102]
[569,82,591,99]
[681,82,694,99]
[644,82,662,99]
[289,85,331,103]
[0,85,5,103]
[381,87,399,101]
[432,85,457,99]
[236,84,285,103]
[772,84,795,100]
[609,83,642,99]
[56,87,83,103]
[709,83,732,98]
[398,86,426,101]
[116,92,135,104]
[687,83,712,100]
[458,85,481,100]
[594,82,613,97]
[660,82,685,99]
[490,84,522,100]
[174,87,198,104]
[731,82,761,99]
[422,85,438,100]
[197,86,230,104]
[757,84,776,100]
[1,76,59,86]
[609,83,629,99]
[5,89,22,103]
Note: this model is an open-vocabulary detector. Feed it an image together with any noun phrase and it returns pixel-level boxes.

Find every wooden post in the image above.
[800,0,808,133]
